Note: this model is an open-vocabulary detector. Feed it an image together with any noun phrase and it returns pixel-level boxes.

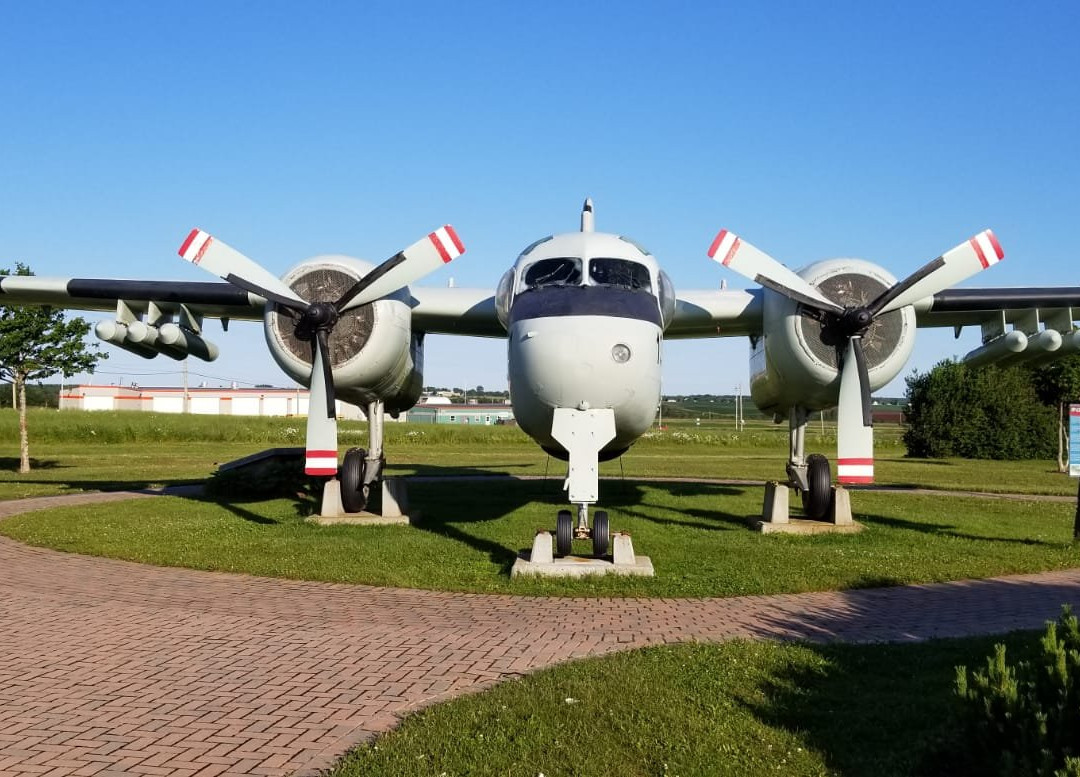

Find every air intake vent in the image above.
[270,268,374,368]
[799,273,904,369]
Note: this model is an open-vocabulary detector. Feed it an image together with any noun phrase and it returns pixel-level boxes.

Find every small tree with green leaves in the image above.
[0,263,106,472]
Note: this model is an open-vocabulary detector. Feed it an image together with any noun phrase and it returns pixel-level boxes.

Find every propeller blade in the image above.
[836,337,874,485]
[315,329,336,419]
[870,230,1004,315]
[337,226,465,313]
[707,229,843,315]
[178,229,308,311]
[304,339,338,476]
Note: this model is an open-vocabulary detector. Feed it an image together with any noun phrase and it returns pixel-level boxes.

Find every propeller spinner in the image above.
[179,226,465,476]
[709,229,1003,484]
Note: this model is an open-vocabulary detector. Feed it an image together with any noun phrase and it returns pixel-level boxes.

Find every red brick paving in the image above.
[3,490,1080,775]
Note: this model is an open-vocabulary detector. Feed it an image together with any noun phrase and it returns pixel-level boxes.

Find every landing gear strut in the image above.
[550,407,617,558]
[339,399,386,513]
[786,406,832,519]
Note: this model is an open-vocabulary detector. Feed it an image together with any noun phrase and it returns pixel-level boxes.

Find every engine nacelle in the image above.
[749,258,917,418]
[263,255,423,415]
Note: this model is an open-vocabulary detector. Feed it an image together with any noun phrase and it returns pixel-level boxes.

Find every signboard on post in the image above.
[1072,405,1080,477]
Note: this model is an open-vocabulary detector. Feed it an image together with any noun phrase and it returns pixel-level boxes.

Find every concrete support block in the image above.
[829,486,853,525]
[381,478,408,518]
[762,481,790,523]
[320,479,344,518]
[612,532,635,565]
[530,530,553,564]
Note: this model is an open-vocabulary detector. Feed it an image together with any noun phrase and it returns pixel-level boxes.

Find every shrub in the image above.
[952,607,1080,776]
[904,360,1056,459]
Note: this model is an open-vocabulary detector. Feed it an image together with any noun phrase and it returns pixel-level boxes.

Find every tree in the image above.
[0,264,107,472]
[903,359,1056,460]
[1030,355,1080,471]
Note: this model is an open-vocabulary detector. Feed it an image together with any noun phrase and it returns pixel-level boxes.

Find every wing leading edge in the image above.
[0,277,264,320]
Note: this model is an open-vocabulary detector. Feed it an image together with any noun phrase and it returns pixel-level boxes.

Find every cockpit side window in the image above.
[522,257,582,289]
[588,258,652,291]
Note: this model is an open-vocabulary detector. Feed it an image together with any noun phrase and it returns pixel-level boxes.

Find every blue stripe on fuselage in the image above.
[508,286,662,327]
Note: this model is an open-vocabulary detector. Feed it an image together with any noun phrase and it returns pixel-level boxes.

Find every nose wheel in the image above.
[555,506,611,558]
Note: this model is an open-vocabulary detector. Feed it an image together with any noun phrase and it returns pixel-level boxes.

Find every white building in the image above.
[60,384,365,419]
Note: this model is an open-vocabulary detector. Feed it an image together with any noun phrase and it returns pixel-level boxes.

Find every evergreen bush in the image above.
[953,607,1080,776]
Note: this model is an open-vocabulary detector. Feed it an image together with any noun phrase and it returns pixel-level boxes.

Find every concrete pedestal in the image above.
[749,483,862,534]
[511,530,654,577]
[309,478,412,526]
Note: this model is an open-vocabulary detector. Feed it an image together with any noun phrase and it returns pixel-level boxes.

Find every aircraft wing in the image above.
[407,287,505,337]
[665,289,763,338]
[914,287,1080,331]
[664,285,1080,342]
[0,276,265,320]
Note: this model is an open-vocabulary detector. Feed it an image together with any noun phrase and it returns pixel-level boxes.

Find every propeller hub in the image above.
[820,306,874,347]
[842,307,874,333]
[295,302,340,342]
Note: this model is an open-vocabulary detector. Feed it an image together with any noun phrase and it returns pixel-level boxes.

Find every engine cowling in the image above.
[749,258,917,418]
[263,254,423,415]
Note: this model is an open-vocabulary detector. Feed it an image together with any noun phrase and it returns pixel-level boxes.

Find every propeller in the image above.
[708,228,1004,483]
[178,226,465,475]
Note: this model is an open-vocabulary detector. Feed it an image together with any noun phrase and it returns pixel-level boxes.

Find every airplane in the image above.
[4,199,1080,557]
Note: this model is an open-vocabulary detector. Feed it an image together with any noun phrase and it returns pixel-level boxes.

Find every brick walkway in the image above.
[3,490,1080,776]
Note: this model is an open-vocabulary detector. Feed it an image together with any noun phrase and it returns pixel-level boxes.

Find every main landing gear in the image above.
[339,399,387,513]
[786,406,832,519]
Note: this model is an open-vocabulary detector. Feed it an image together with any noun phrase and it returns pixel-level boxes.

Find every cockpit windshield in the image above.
[588,258,652,291]
[523,257,582,289]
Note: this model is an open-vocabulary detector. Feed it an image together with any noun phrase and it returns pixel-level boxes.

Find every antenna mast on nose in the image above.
[580,197,595,232]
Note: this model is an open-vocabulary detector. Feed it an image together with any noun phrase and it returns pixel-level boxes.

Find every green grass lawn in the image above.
[3,480,1076,597]
[332,632,1029,777]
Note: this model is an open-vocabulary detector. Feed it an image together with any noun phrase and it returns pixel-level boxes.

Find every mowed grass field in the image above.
[0,408,1077,598]
[2,408,1078,774]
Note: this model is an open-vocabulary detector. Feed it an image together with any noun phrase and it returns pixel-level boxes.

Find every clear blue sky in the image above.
[2,1,1078,397]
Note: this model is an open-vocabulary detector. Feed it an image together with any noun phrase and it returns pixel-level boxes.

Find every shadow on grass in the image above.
[735,637,1002,776]
[403,475,759,565]
[860,511,1064,547]
[0,457,68,472]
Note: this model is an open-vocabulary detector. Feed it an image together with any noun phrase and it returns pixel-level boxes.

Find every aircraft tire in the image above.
[592,511,610,558]
[341,447,368,513]
[556,510,573,556]
[802,453,831,520]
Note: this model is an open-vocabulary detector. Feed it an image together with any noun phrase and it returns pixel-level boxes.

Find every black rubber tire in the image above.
[801,453,832,520]
[592,511,610,558]
[341,447,368,513]
[556,510,573,557]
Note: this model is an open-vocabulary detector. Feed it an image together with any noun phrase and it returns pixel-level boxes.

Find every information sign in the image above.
[1071,405,1080,477]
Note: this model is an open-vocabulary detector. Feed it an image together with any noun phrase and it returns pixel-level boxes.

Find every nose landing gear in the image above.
[556,505,611,558]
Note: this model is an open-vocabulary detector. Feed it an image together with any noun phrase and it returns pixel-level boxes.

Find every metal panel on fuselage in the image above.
[508,313,661,456]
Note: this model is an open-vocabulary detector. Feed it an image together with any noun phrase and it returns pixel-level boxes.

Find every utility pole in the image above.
[182,359,189,414]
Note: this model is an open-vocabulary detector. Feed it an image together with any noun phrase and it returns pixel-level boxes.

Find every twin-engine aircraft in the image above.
[4,200,1080,555]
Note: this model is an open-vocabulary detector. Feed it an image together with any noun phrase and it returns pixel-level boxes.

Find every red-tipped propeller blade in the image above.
[336,226,465,313]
